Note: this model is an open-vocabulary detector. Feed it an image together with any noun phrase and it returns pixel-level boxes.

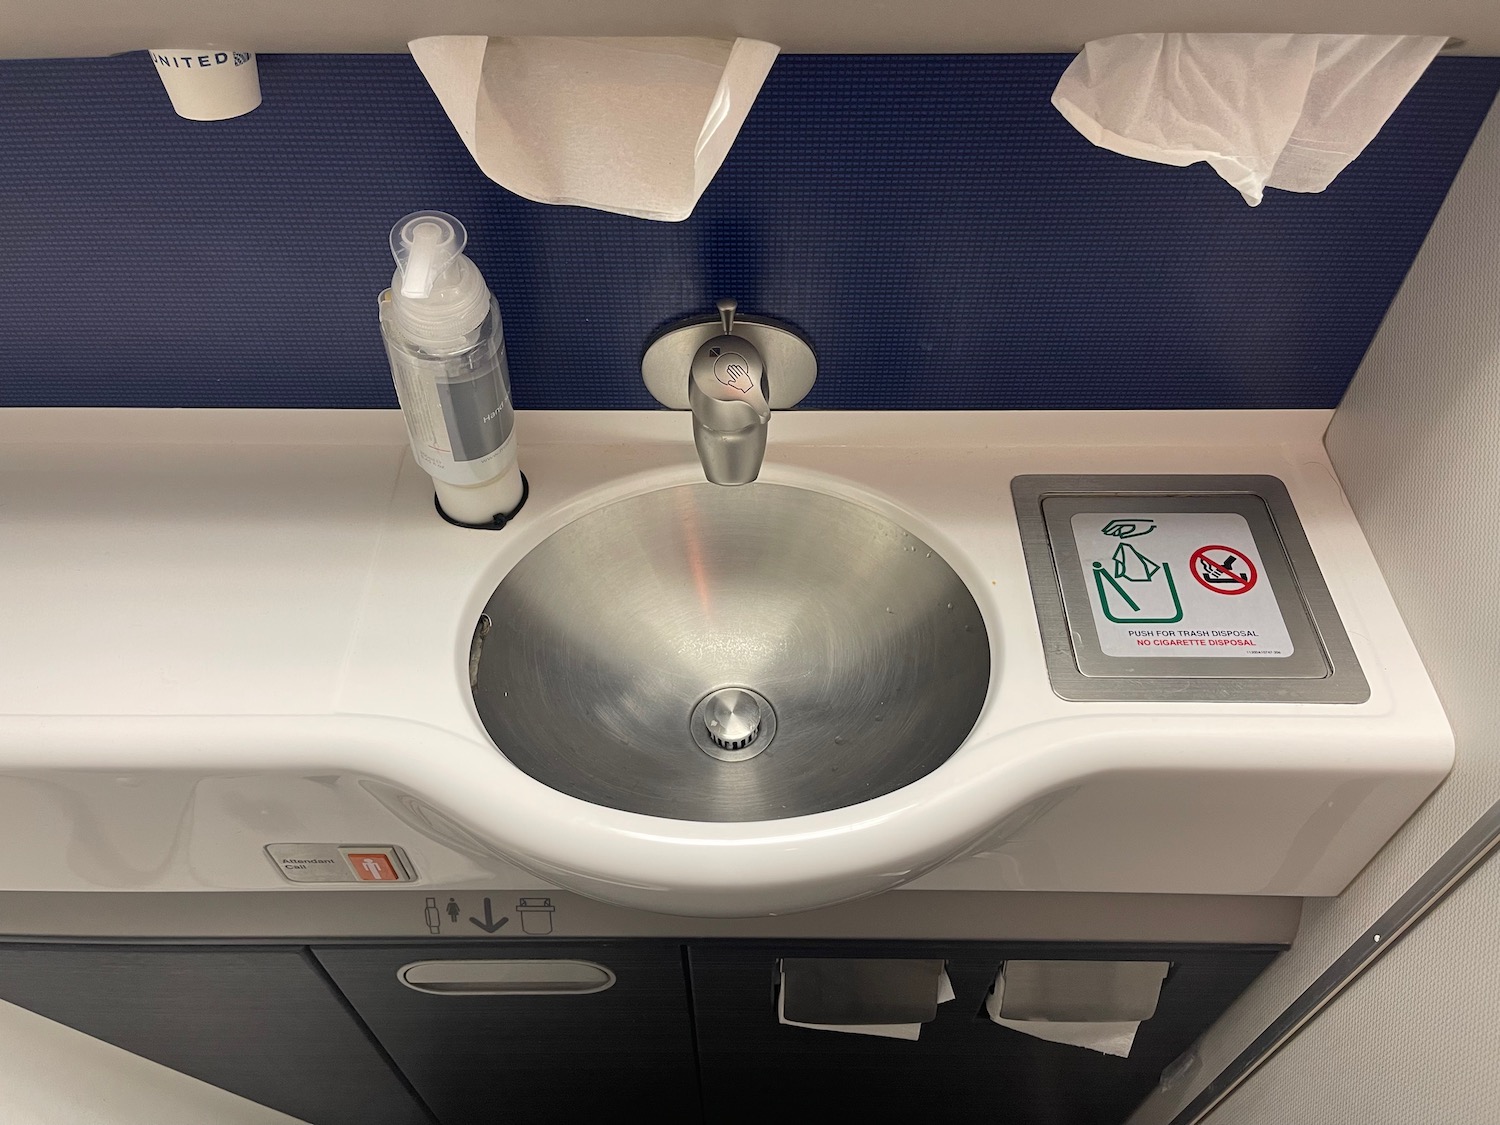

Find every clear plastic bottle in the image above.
[379,211,523,525]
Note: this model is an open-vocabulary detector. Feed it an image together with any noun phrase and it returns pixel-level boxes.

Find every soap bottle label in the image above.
[436,341,513,463]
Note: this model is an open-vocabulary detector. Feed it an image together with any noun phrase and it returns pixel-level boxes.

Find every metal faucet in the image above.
[640,298,817,484]
[688,300,771,485]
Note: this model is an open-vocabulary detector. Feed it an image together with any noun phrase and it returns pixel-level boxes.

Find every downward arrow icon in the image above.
[468,897,509,934]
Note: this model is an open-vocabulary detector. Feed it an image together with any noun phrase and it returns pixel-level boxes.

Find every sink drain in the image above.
[691,687,777,762]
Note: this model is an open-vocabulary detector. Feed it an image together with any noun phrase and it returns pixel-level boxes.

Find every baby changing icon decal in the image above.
[1072,511,1295,659]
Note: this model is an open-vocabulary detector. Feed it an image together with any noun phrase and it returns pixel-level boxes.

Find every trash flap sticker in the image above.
[1070,512,1294,658]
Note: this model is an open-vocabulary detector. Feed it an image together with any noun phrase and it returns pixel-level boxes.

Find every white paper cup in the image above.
[149,49,261,121]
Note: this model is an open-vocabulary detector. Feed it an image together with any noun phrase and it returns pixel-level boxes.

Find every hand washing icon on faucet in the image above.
[713,352,755,393]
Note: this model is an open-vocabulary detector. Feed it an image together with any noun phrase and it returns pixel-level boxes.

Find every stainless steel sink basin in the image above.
[471,482,990,821]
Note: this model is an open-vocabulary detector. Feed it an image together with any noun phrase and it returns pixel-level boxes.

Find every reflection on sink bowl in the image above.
[472,482,990,822]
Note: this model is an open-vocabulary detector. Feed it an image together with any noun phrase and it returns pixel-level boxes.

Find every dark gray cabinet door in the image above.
[689,941,1279,1125]
[0,944,432,1125]
[315,942,700,1125]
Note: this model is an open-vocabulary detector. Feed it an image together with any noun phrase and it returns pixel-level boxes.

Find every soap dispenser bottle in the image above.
[379,210,524,526]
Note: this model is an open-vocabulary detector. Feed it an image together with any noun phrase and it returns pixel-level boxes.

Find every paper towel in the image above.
[409,36,779,222]
[777,966,955,1041]
[985,961,1169,1058]
[1052,33,1447,205]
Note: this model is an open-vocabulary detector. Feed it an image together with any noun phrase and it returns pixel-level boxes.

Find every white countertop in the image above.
[0,408,1452,915]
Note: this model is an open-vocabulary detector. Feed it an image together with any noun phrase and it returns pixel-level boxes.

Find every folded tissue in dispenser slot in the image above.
[1052,33,1447,205]
[409,35,779,221]
[986,960,1170,1058]
[778,958,955,1041]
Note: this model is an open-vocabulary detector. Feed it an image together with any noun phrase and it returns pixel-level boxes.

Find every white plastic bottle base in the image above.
[434,466,525,525]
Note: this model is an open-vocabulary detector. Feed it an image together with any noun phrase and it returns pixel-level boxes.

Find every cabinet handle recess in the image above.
[396,960,616,996]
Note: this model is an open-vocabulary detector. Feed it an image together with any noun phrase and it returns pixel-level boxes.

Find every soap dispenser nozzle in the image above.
[391,210,466,299]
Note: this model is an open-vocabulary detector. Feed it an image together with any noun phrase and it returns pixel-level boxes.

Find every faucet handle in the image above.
[641,302,816,414]
[691,332,769,425]
[689,330,770,485]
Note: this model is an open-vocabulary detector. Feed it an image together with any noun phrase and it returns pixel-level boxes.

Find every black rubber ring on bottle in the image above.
[433,471,530,531]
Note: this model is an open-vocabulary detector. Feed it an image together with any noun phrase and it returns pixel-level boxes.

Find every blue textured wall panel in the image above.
[0,53,1496,410]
